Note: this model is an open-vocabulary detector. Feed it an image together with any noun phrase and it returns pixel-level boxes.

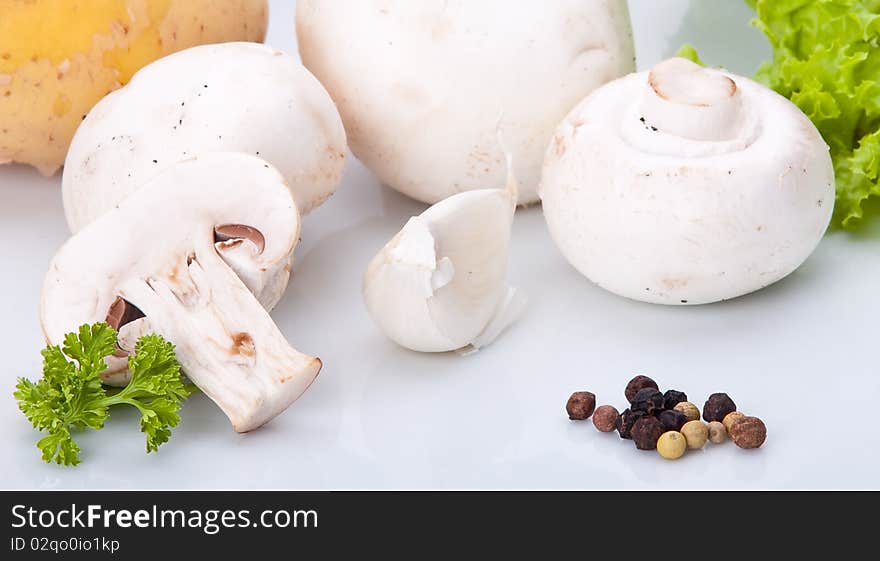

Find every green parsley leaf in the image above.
[15,323,190,466]
[749,0,880,227]
[113,334,189,453]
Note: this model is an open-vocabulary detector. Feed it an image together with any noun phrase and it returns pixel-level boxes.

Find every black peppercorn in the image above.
[615,408,645,440]
[631,416,664,450]
[658,409,688,432]
[566,391,596,420]
[631,387,664,415]
[662,389,687,410]
[624,375,658,403]
[703,393,737,422]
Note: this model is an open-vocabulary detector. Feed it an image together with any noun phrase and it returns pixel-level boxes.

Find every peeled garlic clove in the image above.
[363,170,524,353]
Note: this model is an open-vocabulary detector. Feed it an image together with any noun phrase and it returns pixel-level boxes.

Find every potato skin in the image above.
[0,0,267,176]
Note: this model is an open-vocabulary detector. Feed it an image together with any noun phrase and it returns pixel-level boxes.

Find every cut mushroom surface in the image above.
[540,58,835,305]
[42,153,321,432]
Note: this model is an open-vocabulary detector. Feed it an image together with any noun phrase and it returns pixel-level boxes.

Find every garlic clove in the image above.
[431,257,455,291]
[421,189,516,347]
[363,164,524,353]
[462,285,528,355]
[363,217,452,351]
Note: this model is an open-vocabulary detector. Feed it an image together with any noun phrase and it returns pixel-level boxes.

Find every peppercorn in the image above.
[624,375,658,403]
[707,421,727,444]
[592,405,619,432]
[662,389,687,410]
[631,387,664,415]
[631,416,664,450]
[703,393,737,422]
[672,401,700,422]
[616,408,645,439]
[681,420,709,449]
[657,431,687,460]
[728,416,767,449]
[658,409,688,432]
[566,391,596,420]
[722,411,745,434]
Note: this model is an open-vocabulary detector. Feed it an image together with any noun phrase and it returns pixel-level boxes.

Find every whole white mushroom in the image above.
[296,0,634,205]
[63,42,346,233]
[540,58,835,305]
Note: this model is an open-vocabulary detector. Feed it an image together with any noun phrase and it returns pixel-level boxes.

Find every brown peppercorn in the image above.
[722,411,745,434]
[658,409,688,432]
[631,416,664,450]
[566,391,596,420]
[631,387,664,415]
[707,421,727,444]
[616,408,645,439]
[624,375,658,403]
[663,389,688,410]
[592,405,619,432]
[729,416,767,449]
[673,401,700,422]
[703,393,737,422]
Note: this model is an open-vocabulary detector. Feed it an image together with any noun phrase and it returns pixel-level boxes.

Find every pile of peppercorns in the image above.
[566,375,766,460]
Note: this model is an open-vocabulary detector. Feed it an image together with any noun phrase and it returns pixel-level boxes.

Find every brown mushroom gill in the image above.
[105,296,146,357]
[214,224,266,253]
[106,225,266,357]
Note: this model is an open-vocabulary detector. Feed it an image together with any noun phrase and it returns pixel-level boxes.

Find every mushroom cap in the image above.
[296,0,634,205]
[540,58,835,305]
[43,152,298,378]
[62,42,346,233]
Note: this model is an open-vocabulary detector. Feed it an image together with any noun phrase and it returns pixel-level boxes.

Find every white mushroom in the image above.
[540,58,835,305]
[363,156,525,352]
[296,0,634,205]
[42,153,321,432]
[62,42,346,235]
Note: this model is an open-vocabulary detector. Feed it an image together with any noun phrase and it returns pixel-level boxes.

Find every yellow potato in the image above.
[0,0,267,175]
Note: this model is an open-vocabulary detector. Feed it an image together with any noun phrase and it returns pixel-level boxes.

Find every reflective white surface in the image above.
[2,1,878,489]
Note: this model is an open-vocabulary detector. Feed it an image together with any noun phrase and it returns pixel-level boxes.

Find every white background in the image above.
[2,1,878,489]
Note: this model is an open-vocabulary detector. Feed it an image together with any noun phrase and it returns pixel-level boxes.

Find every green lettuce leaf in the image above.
[675,43,706,66]
[749,0,880,227]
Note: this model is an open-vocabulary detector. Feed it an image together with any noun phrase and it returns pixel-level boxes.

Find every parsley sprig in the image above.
[14,323,190,466]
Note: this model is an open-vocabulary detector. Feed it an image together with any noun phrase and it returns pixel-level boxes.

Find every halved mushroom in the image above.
[41,153,321,432]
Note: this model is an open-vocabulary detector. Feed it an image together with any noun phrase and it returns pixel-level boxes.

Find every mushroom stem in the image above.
[639,57,742,141]
[214,226,291,311]
[116,248,321,433]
